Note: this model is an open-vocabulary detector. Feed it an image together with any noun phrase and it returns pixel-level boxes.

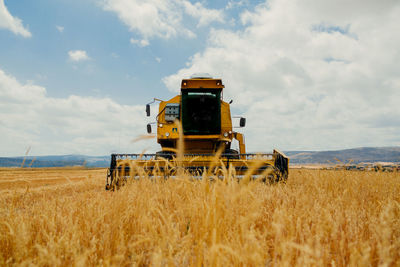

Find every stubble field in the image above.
[0,167,399,266]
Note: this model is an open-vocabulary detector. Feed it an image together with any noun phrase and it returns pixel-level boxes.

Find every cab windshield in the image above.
[181,89,221,135]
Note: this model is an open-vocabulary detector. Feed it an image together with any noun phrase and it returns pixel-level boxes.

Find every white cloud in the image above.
[0,69,156,156]
[68,50,90,62]
[226,0,248,10]
[155,57,161,63]
[0,0,31,37]
[130,37,149,47]
[182,1,224,27]
[101,0,224,41]
[164,0,400,151]
[56,25,64,33]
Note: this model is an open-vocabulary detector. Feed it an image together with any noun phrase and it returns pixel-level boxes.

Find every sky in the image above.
[0,0,399,156]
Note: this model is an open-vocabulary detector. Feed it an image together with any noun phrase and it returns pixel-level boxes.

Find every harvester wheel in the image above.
[156,151,176,160]
[224,149,240,159]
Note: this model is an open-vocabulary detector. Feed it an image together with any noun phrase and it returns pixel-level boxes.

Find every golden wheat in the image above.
[0,168,399,266]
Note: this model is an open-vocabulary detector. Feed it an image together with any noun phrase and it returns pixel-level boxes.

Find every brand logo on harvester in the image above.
[172,128,178,133]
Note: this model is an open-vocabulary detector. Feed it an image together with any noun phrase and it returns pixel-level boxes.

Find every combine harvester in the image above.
[106,74,288,190]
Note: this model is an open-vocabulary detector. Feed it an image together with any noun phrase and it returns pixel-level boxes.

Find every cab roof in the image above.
[181,78,224,90]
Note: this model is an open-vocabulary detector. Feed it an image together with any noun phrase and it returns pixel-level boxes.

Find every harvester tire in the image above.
[156,151,176,160]
[224,149,240,159]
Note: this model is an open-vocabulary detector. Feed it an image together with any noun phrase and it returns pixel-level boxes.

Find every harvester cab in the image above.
[147,75,246,157]
[106,75,289,190]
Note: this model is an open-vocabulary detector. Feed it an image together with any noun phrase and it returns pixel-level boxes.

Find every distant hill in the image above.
[1,147,399,167]
[286,147,400,165]
[0,155,110,168]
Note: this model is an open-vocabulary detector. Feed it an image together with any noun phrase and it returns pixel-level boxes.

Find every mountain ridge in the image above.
[1,147,399,167]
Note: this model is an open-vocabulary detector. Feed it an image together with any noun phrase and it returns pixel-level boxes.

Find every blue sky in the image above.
[1,0,399,156]
[1,0,228,103]
[1,0,267,105]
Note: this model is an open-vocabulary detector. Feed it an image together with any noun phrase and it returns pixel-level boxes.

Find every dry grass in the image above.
[0,168,399,266]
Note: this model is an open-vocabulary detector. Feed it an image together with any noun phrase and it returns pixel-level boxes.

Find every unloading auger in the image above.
[106,74,289,190]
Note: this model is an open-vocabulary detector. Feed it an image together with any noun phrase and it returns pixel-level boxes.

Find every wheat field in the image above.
[0,167,399,266]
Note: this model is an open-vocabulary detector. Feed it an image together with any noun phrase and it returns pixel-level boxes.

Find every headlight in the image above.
[159,123,163,128]
[223,132,228,137]
[165,132,170,137]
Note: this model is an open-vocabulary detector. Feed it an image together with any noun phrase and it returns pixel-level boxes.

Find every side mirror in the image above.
[146,104,150,117]
[239,117,246,127]
[147,124,152,134]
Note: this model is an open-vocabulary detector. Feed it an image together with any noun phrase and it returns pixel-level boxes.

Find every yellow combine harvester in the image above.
[105,74,288,190]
